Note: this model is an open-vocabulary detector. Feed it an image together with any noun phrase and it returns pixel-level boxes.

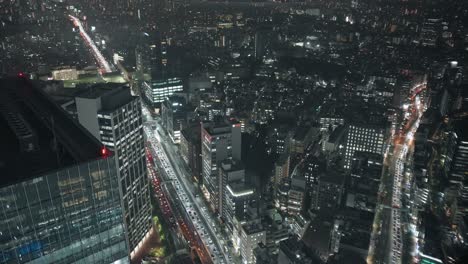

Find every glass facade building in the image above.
[0,158,127,264]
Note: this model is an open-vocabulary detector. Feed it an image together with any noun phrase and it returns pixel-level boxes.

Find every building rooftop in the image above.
[0,78,108,187]
[181,123,202,142]
[75,83,134,112]
[242,222,264,235]
[202,117,240,135]
[321,169,345,186]
[227,181,254,198]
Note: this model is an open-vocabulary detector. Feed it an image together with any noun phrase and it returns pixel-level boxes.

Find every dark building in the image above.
[180,124,202,183]
[161,95,187,143]
[448,119,468,212]
[277,236,315,264]
[345,152,383,213]
[311,169,345,212]
[0,78,129,263]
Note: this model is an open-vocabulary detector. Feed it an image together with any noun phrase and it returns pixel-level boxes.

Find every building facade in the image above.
[75,85,152,258]
[201,119,241,213]
[344,124,386,169]
[161,95,186,143]
[143,77,183,109]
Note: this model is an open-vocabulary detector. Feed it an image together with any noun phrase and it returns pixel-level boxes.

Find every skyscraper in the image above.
[201,118,241,213]
[219,160,247,218]
[0,78,128,263]
[74,84,152,258]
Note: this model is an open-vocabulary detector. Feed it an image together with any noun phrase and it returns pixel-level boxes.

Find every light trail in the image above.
[389,84,426,264]
[144,123,227,264]
[68,15,113,73]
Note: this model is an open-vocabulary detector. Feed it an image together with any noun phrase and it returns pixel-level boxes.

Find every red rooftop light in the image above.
[17,72,25,78]
[101,146,109,157]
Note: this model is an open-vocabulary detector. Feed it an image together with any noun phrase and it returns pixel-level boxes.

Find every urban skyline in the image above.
[1,1,468,264]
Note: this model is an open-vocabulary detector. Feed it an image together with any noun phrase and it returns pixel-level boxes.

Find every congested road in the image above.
[68,15,113,73]
[143,109,230,264]
[368,82,426,264]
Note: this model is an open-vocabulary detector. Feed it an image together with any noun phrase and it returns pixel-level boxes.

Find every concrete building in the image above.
[224,181,255,233]
[239,223,266,264]
[201,118,241,213]
[75,84,152,258]
[290,214,311,240]
[219,160,247,217]
[288,171,306,216]
[273,153,290,192]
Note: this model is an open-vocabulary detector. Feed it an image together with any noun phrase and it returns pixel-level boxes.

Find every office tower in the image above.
[142,77,183,110]
[344,123,386,169]
[224,181,254,233]
[0,78,128,263]
[219,160,245,214]
[201,118,241,213]
[220,160,254,228]
[161,95,187,143]
[75,84,151,258]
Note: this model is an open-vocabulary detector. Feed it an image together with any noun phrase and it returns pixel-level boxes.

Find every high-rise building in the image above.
[224,181,255,233]
[0,78,129,263]
[344,124,386,169]
[201,118,241,213]
[74,84,152,258]
[143,77,183,110]
[219,160,246,216]
[161,95,187,143]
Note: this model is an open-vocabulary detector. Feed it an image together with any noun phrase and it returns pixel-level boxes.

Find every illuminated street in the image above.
[368,82,427,264]
[68,15,113,73]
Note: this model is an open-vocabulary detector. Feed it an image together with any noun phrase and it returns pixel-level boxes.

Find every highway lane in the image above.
[368,82,426,264]
[68,15,113,73]
[153,123,232,264]
[144,121,228,264]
